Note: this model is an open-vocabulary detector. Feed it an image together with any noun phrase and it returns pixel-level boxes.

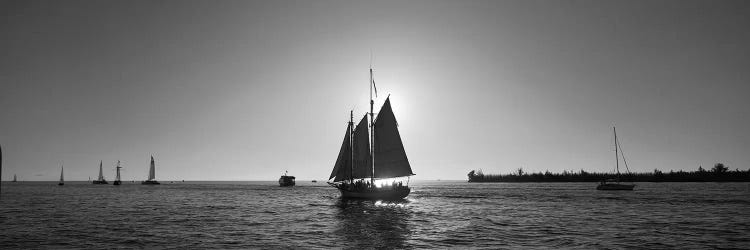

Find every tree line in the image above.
[467,163,750,182]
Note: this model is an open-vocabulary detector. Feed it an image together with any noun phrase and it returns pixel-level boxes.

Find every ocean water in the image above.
[1,181,749,248]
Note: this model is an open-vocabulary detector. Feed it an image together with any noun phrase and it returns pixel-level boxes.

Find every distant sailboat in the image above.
[141,156,160,185]
[92,160,108,184]
[13,174,17,182]
[113,160,122,185]
[328,68,414,200]
[597,127,636,191]
[58,165,64,186]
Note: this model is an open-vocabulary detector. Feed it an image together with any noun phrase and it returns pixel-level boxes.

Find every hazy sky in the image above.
[2,0,749,181]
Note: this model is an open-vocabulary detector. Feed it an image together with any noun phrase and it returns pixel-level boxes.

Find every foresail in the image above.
[330,123,352,182]
[351,115,372,179]
[374,97,414,178]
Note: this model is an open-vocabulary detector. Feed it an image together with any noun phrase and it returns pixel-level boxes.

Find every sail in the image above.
[60,166,64,182]
[97,161,105,181]
[330,123,352,182]
[351,114,372,179]
[374,97,414,178]
[148,156,156,181]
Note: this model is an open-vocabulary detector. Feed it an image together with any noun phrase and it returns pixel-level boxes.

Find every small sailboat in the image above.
[13,174,17,182]
[328,68,414,200]
[278,171,296,187]
[113,160,122,185]
[597,127,635,191]
[141,156,160,185]
[92,160,108,184]
[58,165,64,186]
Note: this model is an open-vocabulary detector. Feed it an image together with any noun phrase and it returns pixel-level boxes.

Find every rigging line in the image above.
[616,138,631,174]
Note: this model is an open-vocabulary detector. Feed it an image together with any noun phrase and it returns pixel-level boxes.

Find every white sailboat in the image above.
[92,160,108,184]
[58,164,64,186]
[113,160,122,185]
[141,156,160,185]
[328,68,415,200]
[597,127,636,190]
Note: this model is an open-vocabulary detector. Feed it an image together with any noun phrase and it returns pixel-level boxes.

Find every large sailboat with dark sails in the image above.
[328,68,415,200]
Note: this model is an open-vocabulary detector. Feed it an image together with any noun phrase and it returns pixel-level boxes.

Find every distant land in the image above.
[468,163,750,182]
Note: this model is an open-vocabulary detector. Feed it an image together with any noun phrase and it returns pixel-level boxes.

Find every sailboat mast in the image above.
[614,126,620,179]
[349,110,354,183]
[369,68,375,185]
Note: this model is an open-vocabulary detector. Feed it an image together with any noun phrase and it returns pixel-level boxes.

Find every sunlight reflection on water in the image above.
[1,181,748,248]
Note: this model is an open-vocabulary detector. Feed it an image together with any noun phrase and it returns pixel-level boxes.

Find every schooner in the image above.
[328,68,415,199]
[92,160,108,184]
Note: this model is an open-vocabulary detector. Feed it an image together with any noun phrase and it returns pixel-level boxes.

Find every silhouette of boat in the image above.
[58,164,64,186]
[328,68,414,200]
[13,174,17,182]
[597,127,635,191]
[279,171,295,187]
[141,156,160,185]
[92,160,108,184]
[113,160,122,185]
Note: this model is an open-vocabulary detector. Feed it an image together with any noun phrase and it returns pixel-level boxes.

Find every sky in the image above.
[1,0,749,181]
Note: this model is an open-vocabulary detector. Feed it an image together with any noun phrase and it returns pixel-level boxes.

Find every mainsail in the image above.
[352,115,372,179]
[97,160,105,181]
[59,165,64,182]
[373,97,414,178]
[148,156,156,181]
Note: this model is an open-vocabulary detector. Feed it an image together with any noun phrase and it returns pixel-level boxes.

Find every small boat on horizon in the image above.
[597,127,635,191]
[113,160,122,185]
[13,174,17,182]
[141,156,160,185]
[92,160,108,184]
[279,171,295,187]
[328,68,414,200]
[58,164,64,186]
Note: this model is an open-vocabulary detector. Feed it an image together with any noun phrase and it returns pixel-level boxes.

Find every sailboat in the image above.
[141,156,160,185]
[13,174,17,182]
[92,160,108,184]
[597,127,636,191]
[113,160,122,185]
[58,165,64,186]
[328,68,415,200]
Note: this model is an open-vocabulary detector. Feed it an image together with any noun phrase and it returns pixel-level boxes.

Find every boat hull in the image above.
[597,183,635,190]
[338,187,411,200]
[113,180,121,185]
[92,180,108,184]
[279,176,296,187]
[141,180,160,185]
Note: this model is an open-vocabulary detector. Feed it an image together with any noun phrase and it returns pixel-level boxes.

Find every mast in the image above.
[115,161,121,182]
[349,110,354,183]
[614,127,620,179]
[369,67,375,185]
